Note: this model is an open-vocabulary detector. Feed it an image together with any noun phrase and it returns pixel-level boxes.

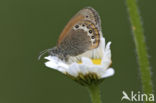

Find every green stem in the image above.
[126,0,154,101]
[87,85,102,103]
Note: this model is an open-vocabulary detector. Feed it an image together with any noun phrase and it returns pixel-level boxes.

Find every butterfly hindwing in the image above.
[57,7,101,57]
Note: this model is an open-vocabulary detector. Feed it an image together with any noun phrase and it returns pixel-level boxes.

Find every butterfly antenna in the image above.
[38,48,51,60]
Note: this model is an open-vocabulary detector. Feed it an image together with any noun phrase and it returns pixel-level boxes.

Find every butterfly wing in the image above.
[58,27,92,56]
[58,7,101,45]
[57,7,101,57]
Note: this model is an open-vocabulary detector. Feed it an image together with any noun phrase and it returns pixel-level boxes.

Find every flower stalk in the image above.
[87,84,102,103]
[126,0,153,99]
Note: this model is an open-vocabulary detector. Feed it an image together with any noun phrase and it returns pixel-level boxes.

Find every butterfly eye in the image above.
[89,30,92,33]
[86,15,89,18]
[75,25,79,28]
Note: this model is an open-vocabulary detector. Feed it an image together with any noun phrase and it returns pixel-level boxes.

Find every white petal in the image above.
[100,37,106,49]
[67,63,80,77]
[45,61,64,73]
[101,41,112,69]
[101,59,112,70]
[44,56,69,73]
[78,63,104,76]
[101,68,115,78]
[44,56,53,61]
[81,57,93,65]
[79,64,91,75]
[106,41,111,51]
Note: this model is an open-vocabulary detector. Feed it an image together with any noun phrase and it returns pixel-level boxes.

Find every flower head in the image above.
[44,37,114,86]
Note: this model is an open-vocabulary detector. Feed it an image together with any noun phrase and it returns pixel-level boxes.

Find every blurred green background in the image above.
[0,0,155,103]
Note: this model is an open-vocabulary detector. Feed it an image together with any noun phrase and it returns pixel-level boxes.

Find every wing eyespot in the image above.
[91,36,95,39]
[89,30,92,33]
[75,25,79,28]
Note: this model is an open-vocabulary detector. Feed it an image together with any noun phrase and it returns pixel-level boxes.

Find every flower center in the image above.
[92,59,102,65]
[78,59,102,65]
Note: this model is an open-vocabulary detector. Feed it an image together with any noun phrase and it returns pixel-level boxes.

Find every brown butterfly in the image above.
[39,7,102,62]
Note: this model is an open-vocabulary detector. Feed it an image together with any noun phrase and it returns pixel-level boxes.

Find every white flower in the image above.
[44,37,114,85]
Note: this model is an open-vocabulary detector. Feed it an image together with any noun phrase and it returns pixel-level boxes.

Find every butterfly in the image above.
[39,7,102,62]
